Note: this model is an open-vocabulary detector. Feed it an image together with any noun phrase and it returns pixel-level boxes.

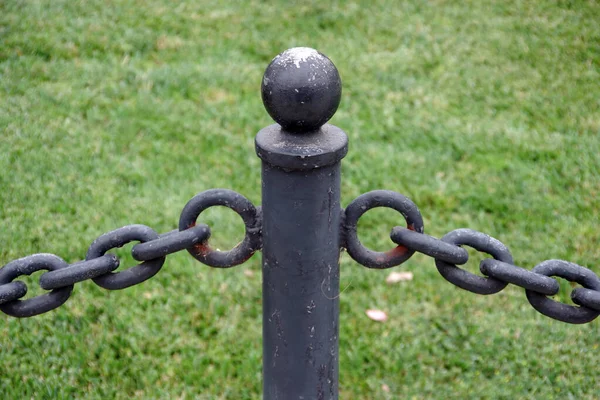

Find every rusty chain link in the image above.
[179,188,262,268]
[0,190,261,318]
[343,190,424,269]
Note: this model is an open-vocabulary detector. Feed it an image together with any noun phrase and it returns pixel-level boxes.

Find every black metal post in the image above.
[255,48,348,400]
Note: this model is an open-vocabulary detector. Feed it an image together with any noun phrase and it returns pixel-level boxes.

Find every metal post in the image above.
[255,48,348,400]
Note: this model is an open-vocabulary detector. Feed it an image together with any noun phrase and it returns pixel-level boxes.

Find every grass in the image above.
[1,0,599,398]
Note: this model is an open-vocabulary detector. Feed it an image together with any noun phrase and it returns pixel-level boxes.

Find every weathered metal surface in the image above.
[261,162,342,400]
[179,188,262,267]
[132,224,211,261]
[572,287,600,311]
[40,254,119,290]
[0,281,27,305]
[261,47,341,132]
[255,123,348,171]
[480,258,560,295]
[257,47,346,400]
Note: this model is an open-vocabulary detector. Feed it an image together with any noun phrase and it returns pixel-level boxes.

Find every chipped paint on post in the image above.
[275,47,320,69]
[257,47,347,399]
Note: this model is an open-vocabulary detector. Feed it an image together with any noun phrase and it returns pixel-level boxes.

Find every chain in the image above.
[344,190,600,325]
[3,187,598,324]
[0,189,261,318]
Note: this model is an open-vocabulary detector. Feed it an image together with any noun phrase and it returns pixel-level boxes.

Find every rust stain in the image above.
[373,223,417,262]
[377,246,408,262]
[192,239,256,264]
[189,222,214,256]
[239,250,256,263]
[192,242,212,257]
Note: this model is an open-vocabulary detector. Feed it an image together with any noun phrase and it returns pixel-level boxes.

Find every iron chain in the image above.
[341,189,600,324]
[0,189,260,318]
[390,226,600,324]
[2,186,598,324]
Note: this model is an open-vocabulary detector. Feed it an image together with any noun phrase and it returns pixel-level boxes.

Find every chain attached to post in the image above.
[0,190,260,318]
[2,190,598,324]
[347,206,600,324]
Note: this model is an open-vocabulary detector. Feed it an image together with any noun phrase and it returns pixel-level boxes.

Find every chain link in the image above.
[0,190,259,318]
[480,259,559,296]
[344,190,424,269]
[0,281,27,305]
[525,260,600,324]
[87,224,167,290]
[0,254,74,317]
[391,226,600,324]
[179,189,262,268]
[131,225,210,262]
[340,191,600,324]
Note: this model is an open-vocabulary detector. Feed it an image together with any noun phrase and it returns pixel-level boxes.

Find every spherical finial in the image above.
[261,47,342,133]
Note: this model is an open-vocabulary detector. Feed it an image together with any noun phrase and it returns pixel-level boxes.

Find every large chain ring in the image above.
[179,189,262,267]
[343,190,424,269]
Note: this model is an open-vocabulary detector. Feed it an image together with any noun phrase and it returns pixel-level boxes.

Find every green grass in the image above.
[1,0,600,398]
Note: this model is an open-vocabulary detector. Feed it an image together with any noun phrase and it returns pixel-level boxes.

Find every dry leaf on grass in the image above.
[366,309,388,322]
[386,271,413,284]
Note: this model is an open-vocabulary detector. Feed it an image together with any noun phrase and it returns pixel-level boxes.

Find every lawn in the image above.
[1,0,599,398]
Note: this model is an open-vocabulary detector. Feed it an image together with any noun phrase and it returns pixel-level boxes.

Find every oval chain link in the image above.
[525,260,600,324]
[87,224,166,290]
[480,259,559,296]
[0,254,74,318]
[390,227,468,265]
[39,254,120,290]
[0,281,27,305]
[132,224,210,262]
[396,226,600,323]
[572,287,600,312]
[434,229,512,295]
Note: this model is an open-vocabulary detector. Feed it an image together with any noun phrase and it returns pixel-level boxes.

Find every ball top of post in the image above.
[261,47,342,133]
